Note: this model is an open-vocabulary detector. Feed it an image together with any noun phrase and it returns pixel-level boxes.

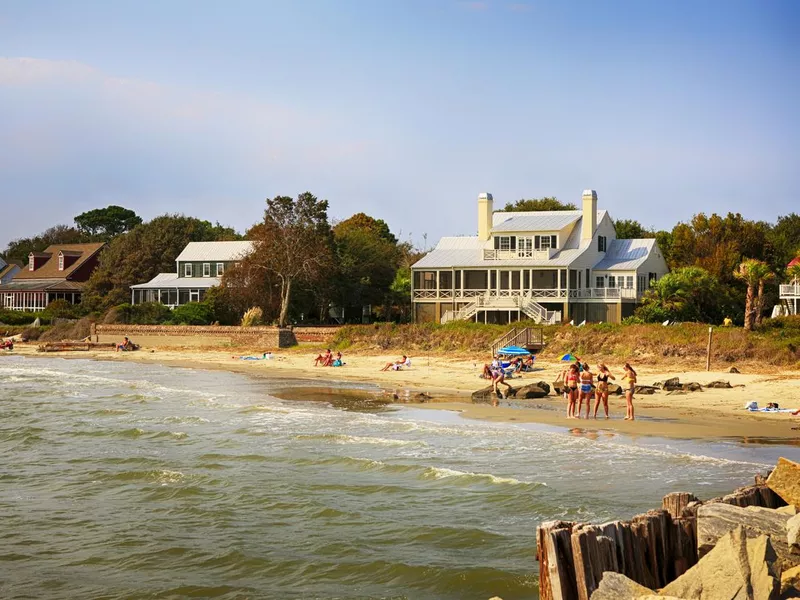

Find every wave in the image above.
[106,469,186,484]
[293,433,427,447]
[420,466,541,487]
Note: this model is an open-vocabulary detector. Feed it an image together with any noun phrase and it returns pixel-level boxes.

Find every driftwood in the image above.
[535,479,786,600]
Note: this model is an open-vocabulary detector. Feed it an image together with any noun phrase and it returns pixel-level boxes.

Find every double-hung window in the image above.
[598,236,607,252]
[626,276,634,289]
[517,237,533,257]
[596,276,605,288]
[608,275,616,288]
[495,236,513,251]
[184,263,193,277]
[203,263,211,277]
[216,263,224,276]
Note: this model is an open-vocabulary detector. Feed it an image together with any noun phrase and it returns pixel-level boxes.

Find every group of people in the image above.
[0,338,13,351]
[481,354,536,402]
[557,358,638,420]
[314,349,344,367]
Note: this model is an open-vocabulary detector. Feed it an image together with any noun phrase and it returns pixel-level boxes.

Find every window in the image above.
[184,263,193,277]
[28,255,34,271]
[203,263,211,277]
[422,272,436,289]
[596,276,605,288]
[494,236,514,251]
[626,276,634,289]
[58,253,64,271]
[518,237,533,257]
[216,263,224,276]
[638,275,647,291]
[598,236,607,252]
[190,290,200,302]
[608,276,616,288]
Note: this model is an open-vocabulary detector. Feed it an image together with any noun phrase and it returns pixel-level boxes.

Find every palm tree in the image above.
[734,259,761,331]
[752,261,774,326]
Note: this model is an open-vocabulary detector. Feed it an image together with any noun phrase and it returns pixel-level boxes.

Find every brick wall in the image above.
[95,324,297,348]
[291,326,340,343]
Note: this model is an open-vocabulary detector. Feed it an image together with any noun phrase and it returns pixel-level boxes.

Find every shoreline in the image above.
[5,345,800,444]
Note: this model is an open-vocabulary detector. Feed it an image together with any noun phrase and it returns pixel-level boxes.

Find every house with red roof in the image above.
[779,256,800,315]
[0,243,106,311]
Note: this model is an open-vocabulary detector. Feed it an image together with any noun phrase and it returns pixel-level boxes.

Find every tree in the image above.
[74,206,143,240]
[2,225,87,263]
[751,261,774,326]
[500,197,577,212]
[332,213,400,317]
[768,213,800,271]
[244,193,334,327]
[82,215,240,309]
[635,267,731,324]
[733,259,763,331]
[614,219,654,240]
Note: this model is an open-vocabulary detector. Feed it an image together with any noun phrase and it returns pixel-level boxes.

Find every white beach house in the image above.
[411,190,669,324]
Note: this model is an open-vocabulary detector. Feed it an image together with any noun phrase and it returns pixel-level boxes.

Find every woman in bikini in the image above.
[622,362,637,420]
[593,363,615,419]
[578,363,594,419]
[566,363,579,418]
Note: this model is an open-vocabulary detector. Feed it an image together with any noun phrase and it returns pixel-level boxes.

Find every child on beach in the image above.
[578,363,594,419]
[622,363,637,420]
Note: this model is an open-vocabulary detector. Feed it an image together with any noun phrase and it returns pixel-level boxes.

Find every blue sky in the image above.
[1,0,798,250]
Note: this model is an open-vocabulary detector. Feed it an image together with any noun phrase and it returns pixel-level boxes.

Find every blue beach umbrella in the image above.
[497,346,531,356]
[560,353,575,361]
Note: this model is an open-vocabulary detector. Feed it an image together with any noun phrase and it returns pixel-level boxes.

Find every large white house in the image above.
[411,190,669,324]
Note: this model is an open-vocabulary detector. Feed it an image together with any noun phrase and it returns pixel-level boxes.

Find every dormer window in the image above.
[28,255,34,271]
[58,253,64,271]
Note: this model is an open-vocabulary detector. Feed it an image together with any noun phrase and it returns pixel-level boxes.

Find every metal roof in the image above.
[130,273,222,289]
[175,241,254,263]
[491,211,583,232]
[593,239,656,271]
[0,279,87,292]
[412,244,590,269]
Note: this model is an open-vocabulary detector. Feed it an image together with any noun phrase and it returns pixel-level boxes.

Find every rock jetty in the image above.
[536,457,800,600]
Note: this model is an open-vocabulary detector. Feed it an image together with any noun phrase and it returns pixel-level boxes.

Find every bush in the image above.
[241,306,263,327]
[104,302,172,325]
[0,309,50,326]
[170,302,213,325]
[203,286,240,325]
[42,299,83,321]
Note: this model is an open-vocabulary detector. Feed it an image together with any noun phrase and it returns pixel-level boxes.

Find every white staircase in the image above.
[441,293,561,325]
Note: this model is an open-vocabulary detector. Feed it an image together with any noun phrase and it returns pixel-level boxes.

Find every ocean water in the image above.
[0,356,788,599]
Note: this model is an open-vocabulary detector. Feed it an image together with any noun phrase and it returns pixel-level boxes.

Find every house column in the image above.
[460,269,464,299]
[563,269,569,322]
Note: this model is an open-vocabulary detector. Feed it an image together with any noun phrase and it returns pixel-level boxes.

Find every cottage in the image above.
[410,190,669,324]
[778,256,800,316]
[0,243,106,311]
[130,241,253,307]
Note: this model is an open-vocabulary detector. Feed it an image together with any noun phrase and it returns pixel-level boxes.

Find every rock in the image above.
[471,386,496,402]
[778,505,799,516]
[606,383,623,395]
[781,565,800,597]
[768,458,800,509]
[661,526,780,600]
[535,381,551,395]
[634,385,657,395]
[663,376,682,390]
[514,384,549,399]
[789,513,800,554]
[552,382,565,395]
[730,366,741,373]
[705,379,733,389]
[697,502,796,571]
[415,392,432,402]
[589,572,654,600]
[685,381,703,392]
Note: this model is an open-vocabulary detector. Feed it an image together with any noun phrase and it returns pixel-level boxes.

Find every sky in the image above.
[1,0,798,250]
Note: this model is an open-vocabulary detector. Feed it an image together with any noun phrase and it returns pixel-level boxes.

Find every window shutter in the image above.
[510,237,516,250]
[551,235,557,249]
[494,237,500,250]
[534,236,540,250]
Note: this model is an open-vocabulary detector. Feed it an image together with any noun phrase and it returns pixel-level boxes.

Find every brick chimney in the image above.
[478,193,493,241]
[581,190,597,241]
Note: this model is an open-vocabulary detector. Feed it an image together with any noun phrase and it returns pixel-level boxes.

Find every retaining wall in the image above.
[94,324,297,349]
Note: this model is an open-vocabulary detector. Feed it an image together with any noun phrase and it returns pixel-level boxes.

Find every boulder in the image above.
[781,565,800,597]
[705,380,733,389]
[535,381,551,395]
[662,376,681,390]
[730,366,741,374]
[513,384,549,399]
[768,458,800,508]
[589,572,654,600]
[661,526,780,600]
[606,383,623,395]
[552,381,566,395]
[471,386,497,402]
[697,502,796,571]
[685,381,703,392]
[634,385,657,395]
[789,513,800,554]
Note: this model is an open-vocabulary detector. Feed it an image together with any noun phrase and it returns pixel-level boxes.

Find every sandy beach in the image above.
[10,343,800,444]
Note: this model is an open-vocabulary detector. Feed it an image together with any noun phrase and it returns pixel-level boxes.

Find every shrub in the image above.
[0,309,49,326]
[170,302,213,325]
[241,307,263,327]
[42,299,82,321]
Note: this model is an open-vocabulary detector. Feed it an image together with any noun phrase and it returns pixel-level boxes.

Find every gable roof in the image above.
[175,241,254,262]
[593,239,656,271]
[0,263,19,280]
[14,243,106,280]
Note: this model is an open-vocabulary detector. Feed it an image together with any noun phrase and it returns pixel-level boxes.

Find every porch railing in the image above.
[780,284,800,298]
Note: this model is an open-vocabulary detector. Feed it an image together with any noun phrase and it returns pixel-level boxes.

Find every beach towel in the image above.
[237,353,273,361]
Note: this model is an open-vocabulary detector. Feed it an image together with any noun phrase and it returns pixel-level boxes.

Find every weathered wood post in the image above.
[706,326,713,371]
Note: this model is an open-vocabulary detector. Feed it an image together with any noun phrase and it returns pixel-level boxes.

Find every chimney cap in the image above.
[582,189,597,199]
[478,192,493,201]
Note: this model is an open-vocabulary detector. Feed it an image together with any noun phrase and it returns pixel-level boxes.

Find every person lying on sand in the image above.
[381,356,408,371]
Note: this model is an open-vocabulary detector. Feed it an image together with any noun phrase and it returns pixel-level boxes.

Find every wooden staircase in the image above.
[490,327,545,356]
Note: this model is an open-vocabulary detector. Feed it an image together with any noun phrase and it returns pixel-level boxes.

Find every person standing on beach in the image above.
[593,364,614,419]
[622,363,637,420]
[578,363,594,419]
[566,364,579,418]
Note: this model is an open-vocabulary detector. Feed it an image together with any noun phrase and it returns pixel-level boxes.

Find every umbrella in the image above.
[560,353,576,361]
[497,345,531,356]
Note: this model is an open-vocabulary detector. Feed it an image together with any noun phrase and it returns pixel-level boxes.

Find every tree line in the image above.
[2,196,799,328]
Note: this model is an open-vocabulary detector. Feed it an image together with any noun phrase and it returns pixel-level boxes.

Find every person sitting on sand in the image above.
[314,349,332,367]
[593,364,615,419]
[116,337,133,352]
[0,338,13,351]
[622,362,637,420]
[381,355,408,371]
[332,352,344,367]
[578,363,594,419]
